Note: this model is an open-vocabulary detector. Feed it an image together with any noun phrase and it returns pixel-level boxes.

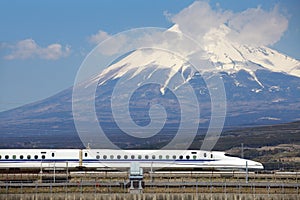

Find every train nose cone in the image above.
[253,161,264,169]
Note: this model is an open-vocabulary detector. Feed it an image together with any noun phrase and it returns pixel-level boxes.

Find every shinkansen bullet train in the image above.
[0,149,263,171]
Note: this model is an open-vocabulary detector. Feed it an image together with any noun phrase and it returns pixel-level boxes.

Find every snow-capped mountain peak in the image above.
[94,23,300,91]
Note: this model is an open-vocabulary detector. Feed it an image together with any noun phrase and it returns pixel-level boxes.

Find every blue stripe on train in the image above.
[0,159,217,163]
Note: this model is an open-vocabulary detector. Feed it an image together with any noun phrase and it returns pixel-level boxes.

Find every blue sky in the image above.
[0,0,299,112]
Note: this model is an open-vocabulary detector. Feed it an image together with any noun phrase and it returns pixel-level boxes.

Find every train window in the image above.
[0,155,1,159]
[5,155,9,159]
[159,155,163,159]
[186,155,190,160]
[96,155,100,159]
[42,155,46,159]
[145,155,149,159]
[131,155,135,159]
[152,155,156,159]
[117,155,121,159]
[124,155,128,159]
[52,153,55,157]
[193,155,197,160]
[192,152,197,154]
[103,155,107,159]
[211,154,213,158]
[20,155,24,159]
[13,155,16,159]
[41,152,46,154]
[204,153,207,158]
[179,155,183,160]
[166,155,170,159]
[138,155,142,159]
[84,153,88,157]
[173,155,176,159]
[110,155,114,159]
[27,155,31,159]
[34,155,38,159]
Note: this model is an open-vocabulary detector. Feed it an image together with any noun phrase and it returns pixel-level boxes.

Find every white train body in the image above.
[0,149,263,170]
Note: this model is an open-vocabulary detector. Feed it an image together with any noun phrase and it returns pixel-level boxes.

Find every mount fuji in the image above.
[1,25,300,148]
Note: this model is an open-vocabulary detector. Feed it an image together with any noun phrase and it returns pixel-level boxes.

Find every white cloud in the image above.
[169,1,288,46]
[3,39,71,60]
[227,6,288,46]
[88,30,111,45]
[170,1,232,43]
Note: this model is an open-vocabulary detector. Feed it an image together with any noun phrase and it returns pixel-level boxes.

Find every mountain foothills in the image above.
[214,120,300,170]
[0,25,300,149]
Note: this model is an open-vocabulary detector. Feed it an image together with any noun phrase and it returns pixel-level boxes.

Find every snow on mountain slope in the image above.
[92,48,194,95]
[195,24,300,78]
